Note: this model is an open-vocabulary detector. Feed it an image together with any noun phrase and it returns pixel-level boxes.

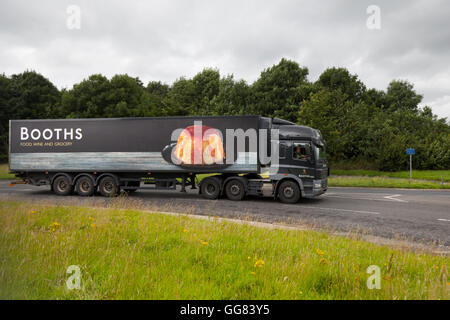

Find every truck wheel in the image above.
[75,176,95,197]
[201,178,220,199]
[225,179,245,201]
[52,175,73,196]
[278,180,300,204]
[98,176,118,197]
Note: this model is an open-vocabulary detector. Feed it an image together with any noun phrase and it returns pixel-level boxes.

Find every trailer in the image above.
[9,115,328,203]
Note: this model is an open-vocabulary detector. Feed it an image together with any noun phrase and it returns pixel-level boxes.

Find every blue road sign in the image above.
[406,148,415,155]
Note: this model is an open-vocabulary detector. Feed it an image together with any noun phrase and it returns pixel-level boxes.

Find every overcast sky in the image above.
[1,0,449,120]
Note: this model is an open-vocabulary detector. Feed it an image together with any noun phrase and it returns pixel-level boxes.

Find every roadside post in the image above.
[406,148,415,180]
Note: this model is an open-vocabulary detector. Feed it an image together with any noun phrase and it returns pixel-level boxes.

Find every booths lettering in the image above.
[20,127,83,141]
[19,127,83,148]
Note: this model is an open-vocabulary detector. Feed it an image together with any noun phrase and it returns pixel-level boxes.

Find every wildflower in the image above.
[433,265,439,270]
[248,256,251,260]
[447,282,450,286]
[30,210,36,214]
[49,222,61,232]
[254,259,265,268]
[201,241,209,245]
[319,258,328,265]
[250,271,256,275]
[299,291,303,295]
[316,248,325,256]
[88,217,95,221]
[91,223,96,228]
[183,229,189,233]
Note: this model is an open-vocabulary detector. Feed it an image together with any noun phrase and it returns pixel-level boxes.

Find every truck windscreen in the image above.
[314,145,326,161]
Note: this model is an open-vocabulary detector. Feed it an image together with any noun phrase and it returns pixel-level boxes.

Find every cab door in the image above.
[290,141,315,178]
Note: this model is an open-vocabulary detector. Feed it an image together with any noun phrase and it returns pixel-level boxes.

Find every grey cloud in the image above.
[0,0,449,119]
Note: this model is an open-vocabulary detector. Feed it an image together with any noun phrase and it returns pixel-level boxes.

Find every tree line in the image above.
[1,58,449,170]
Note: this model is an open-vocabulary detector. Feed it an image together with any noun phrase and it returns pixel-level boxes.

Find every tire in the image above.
[98,176,118,197]
[75,176,95,197]
[200,178,221,200]
[225,179,245,201]
[277,180,300,204]
[52,175,73,196]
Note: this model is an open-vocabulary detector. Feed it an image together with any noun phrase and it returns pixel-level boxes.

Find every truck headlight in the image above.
[314,181,321,189]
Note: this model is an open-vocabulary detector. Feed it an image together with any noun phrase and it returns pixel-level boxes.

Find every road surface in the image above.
[1,180,449,247]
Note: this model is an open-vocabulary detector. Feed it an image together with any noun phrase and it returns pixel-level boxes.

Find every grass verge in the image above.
[0,164,15,180]
[0,201,448,299]
[328,176,450,189]
[331,169,450,183]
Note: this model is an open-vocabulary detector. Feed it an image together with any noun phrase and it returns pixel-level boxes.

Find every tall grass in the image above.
[0,201,448,300]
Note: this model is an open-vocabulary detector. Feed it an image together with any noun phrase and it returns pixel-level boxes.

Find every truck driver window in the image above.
[293,143,310,161]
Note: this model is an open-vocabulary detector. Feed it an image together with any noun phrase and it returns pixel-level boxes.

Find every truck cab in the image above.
[272,122,328,198]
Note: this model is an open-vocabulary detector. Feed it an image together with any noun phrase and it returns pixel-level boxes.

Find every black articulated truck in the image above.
[9,116,328,203]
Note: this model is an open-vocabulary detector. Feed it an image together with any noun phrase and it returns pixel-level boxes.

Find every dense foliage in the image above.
[1,59,449,170]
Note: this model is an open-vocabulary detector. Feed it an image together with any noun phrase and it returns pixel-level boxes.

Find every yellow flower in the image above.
[183,229,189,233]
[446,282,450,286]
[254,259,265,268]
[91,223,96,228]
[49,222,61,232]
[319,258,328,265]
[250,271,256,275]
[316,248,325,255]
[30,210,36,214]
[88,217,95,221]
[201,241,209,245]
[248,256,251,260]
[433,265,439,270]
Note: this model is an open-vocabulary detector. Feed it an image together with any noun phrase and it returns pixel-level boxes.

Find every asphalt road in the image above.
[1,180,449,247]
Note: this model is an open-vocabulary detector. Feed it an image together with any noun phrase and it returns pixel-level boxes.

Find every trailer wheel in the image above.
[200,178,221,199]
[278,180,300,204]
[52,175,73,196]
[225,179,245,201]
[98,176,118,197]
[75,176,95,197]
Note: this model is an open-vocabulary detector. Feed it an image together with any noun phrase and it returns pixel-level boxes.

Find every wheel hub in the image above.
[284,186,294,198]
[230,184,240,195]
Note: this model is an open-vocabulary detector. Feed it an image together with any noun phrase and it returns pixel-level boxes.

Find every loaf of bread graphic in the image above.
[173,125,225,165]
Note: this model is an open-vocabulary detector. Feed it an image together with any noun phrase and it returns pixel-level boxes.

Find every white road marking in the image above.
[383,194,408,202]
[437,219,450,222]
[324,194,405,203]
[285,204,380,215]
